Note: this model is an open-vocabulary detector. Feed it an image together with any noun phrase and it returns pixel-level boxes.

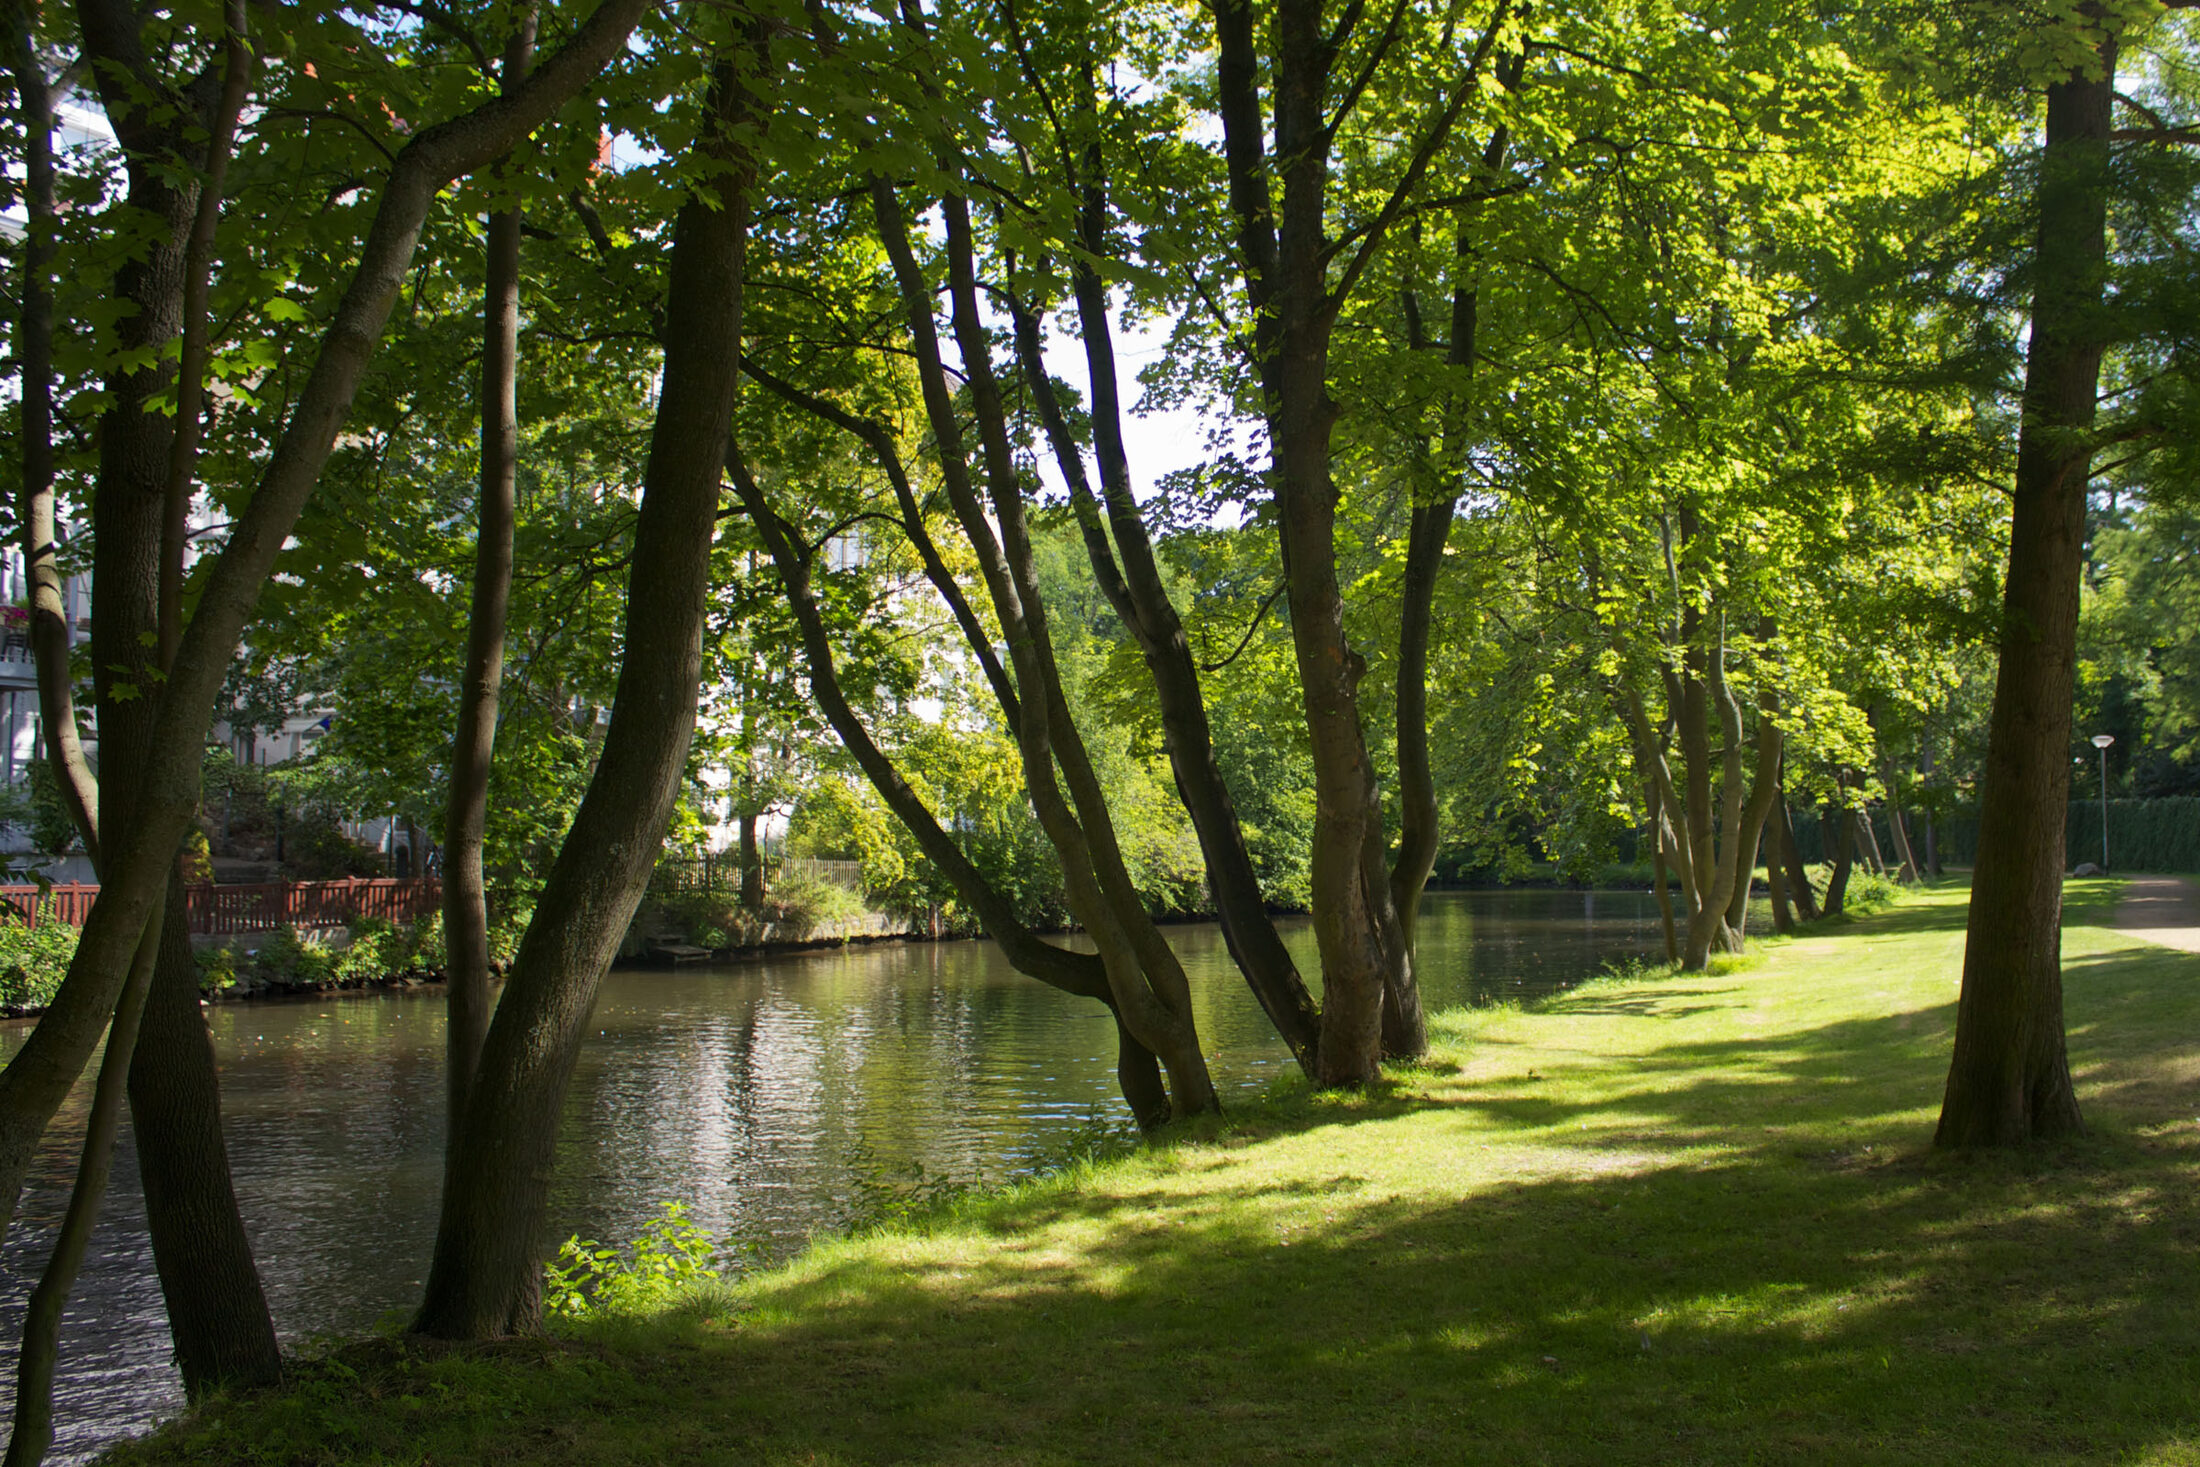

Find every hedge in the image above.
[1785,797,2200,874]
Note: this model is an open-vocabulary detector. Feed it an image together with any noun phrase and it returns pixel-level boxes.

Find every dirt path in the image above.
[2112,874,2200,955]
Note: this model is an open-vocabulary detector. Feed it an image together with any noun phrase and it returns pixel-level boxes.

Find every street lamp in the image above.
[2091,733,2115,872]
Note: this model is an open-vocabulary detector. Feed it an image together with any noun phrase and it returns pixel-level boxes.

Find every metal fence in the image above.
[0,877,444,936]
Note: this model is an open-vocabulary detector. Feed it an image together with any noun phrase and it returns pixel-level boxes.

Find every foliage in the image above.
[0,905,79,1009]
[0,762,85,860]
[544,1203,724,1321]
[657,874,868,947]
[195,914,462,994]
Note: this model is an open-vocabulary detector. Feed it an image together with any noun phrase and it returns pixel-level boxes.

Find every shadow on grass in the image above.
[118,899,2200,1467]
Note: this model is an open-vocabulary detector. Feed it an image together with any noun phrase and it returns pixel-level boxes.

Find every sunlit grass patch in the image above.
[109,878,2200,1466]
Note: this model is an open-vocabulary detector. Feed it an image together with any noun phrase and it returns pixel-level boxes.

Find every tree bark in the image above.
[1937,32,2110,1148]
[4,927,158,1467]
[863,175,1216,1117]
[1649,791,1679,964]
[1767,840,1793,934]
[71,0,280,1395]
[1822,805,1854,916]
[1774,795,1819,921]
[413,51,761,1340]
[726,452,1171,1130]
[1005,277,1322,1074]
[443,3,537,1138]
[131,881,283,1393]
[7,11,98,855]
[1880,756,1920,882]
[0,0,649,1246]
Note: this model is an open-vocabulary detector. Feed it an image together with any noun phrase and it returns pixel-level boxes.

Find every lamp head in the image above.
[2092,733,2116,750]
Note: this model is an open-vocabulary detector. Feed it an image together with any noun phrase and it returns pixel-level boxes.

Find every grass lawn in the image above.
[109,880,2200,1465]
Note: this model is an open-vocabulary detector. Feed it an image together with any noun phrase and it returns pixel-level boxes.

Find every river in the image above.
[0,887,1667,1462]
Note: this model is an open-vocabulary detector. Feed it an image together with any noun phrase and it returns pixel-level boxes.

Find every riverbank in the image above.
[104,878,2200,1464]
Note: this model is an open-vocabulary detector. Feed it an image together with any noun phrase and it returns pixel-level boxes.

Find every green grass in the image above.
[109,879,2200,1465]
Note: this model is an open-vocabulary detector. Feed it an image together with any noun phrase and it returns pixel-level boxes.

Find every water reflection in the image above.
[0,887,1664,1460]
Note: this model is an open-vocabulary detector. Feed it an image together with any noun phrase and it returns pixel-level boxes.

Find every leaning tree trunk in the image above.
[1880,756,1920,882]
[7,11,98,852]
[1937,36,2111,1148]
[413,56,761,1338]
[443,7,537,1127]
[726,453,1172,1131]
[864,174,1216,1117]
[1005,260,1321,1073]
[1822,806,1855,916]
[0,0,649,1245]
[1774,795,1819,921]
[73,0,280,1394]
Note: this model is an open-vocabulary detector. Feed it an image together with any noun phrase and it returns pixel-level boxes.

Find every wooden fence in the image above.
[0,878,443,936]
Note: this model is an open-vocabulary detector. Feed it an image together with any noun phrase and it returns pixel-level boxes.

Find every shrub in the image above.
[757,873,865,941]
[248,925,341,988]
[195,940,246,995]
[411,911,447,972]
[333,916,418,982]
[179,829,215,885]
[543,1202,723,1320]
[0,903,78,1009]
[1842,869,1903,915]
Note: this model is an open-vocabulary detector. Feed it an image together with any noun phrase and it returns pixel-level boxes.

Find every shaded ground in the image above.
[108,881,2200,1466]
[2115,874,2200,954]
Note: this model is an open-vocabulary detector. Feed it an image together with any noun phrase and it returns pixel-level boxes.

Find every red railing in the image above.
[0,878,442,936]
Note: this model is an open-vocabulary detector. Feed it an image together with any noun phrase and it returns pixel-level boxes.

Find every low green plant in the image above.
[333,916,417,982]
[487,896,535,966]
[1842,868,1903,914]
[195,940,245,995]
[249,925,340,988]
[0,902,78,1008]
[763,874,865,941]
[544,1202,724,1321]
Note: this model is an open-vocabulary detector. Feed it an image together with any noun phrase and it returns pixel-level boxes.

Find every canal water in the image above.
[0,887,1665,1462]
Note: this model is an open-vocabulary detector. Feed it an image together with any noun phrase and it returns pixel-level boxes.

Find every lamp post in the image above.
[2091,733,2115,872]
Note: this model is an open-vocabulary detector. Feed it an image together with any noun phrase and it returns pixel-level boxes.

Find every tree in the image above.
[1938,9,2118,1148]
[414,27,768,1338]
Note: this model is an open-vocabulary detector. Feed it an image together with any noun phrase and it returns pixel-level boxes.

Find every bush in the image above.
[249,925,341,987]
[543,1202,723,1320]
[195,940,245,995]
[760,874,865,941]
[657,874,866,947]
[0,903,78,1009]
[284,818,386,880]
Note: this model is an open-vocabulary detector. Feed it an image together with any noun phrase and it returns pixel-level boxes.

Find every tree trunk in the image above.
[1649,802,1679,964]
[0,0,649,1244]
[1822,806,1854,917]
[130,880,283,1393]
[1209,0,1507,1086]
[1880,756,1920,882]
[1767,834,1793,934]
[1937,34,2110,1148]
[1857,805,1887,876]
[443,7,537,1129]
[738,810,764,911]
[75,2,280,1392]
[6,15,98,855]
[1005,269,1322,1074]
[1774,797,1819,921]
[726,453,1169,1130]
[413,53,760,1340]
[864,176,1216,1117]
